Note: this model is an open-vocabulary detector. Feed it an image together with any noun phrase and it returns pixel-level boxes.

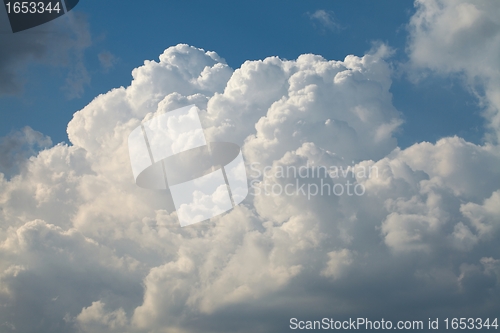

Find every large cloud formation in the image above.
[0,7,91,97]
[1,1,500,332]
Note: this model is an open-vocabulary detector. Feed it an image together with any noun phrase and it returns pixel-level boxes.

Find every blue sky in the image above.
[0,0,484,148]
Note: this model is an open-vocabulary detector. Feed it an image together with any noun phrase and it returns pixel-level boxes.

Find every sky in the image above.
[0,1,500,332]
[0,0,485,147]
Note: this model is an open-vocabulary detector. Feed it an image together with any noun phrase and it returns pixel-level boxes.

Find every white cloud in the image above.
[461,190,500,238]
[0,30,499,333]
[0,127,52,177]
[321,249,354,279]
[407,0,500,143]
[76,301,128,333]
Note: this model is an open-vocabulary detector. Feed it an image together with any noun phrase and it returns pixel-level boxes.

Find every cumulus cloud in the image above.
[76,301,128,333]
[407,0,500,143]
[0,10,499,330]
[321,249,354,279]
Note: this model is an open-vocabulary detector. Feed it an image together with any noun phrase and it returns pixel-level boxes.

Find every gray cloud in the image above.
[98,51,117,71]
[0,7,91,97]
[407,0,500,143]
[0,126,52,177]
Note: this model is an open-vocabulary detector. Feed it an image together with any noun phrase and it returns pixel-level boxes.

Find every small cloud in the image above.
[308,9,342,32]
[98,51,117,71]
[63,60,91,99]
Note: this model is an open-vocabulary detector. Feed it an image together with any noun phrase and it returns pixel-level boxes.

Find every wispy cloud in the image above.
[0,9,91,98]
[308,9,342,32]
[98,51,117,71]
